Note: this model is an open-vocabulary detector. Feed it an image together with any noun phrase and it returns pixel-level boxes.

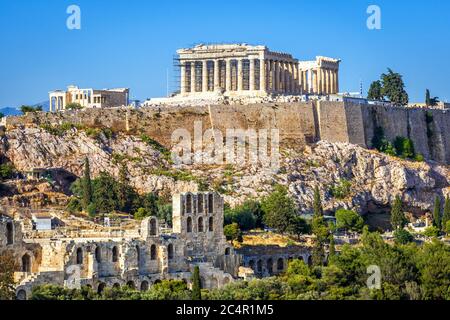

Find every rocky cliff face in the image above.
[1,127,449,221]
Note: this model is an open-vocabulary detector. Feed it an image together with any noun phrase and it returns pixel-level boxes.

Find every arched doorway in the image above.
[210,277,219,289]
[126,281,135,290]
[76,248,83,265]
[97,283,106,294]
[6,222,13,245]
[249,260,255,270]
[267,258,273,275]
[198,217,204,232]
[150,244,157,260]
[112,246,118,262]
[257,260,263,273]
[187,217,192,233]
[22,254,31,273]
[112,283,121,290]
[16,289,27,300]
[208,217,214,232]
[277,258,284,271]
[95,246,101,263]
[150,219,157,236]
[140,281,149,291]
[307,255,312,266]
[168,244,174,260]
[225,248,231,256]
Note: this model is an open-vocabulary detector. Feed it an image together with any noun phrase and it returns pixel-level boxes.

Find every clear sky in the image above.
[0,0,449,107]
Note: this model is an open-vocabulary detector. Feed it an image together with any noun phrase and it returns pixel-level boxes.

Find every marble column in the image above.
[225,59,232,92]
[214,60,220,92]
[260,58,266,92]
[202,60,208,92]
[180,61,186,94]
[237,59,244,91]
[274,61,280,92]
[335,70,339,93]
[249,59,256,91]
[190,61,196,93]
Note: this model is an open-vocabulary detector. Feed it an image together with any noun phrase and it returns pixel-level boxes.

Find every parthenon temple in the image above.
[177,44,340,97]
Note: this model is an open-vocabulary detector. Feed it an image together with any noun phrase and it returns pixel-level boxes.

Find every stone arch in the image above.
[97,283,106,294]
[200,277,206,289]
[22,254,31,273]
[140,280,149,291]
[223,276,231,285]
[277,258,284,271]
[113,283,121,290]
[168,244,174,260]
[267,258,273,275]
[187,217,192,233]
[76,248,83,265]
[95,246,101,263]
[6,222,13,245]
[150,244,157,260]
[186,194,193,214]
[198,217,204,232]
[126,281,135,289]
[225,247,231,256]
[112,246,118,262]
[198,194,204,213]
[16,289,27,300]
[210,277,219,289]
[208,194,214,213]
[136,245,140,265]
[249,260,255,270]
[154,279,161,285]
[150,219,157,236]
[208,217,214,232]
[307,255,312,266]
[257,260,263,273]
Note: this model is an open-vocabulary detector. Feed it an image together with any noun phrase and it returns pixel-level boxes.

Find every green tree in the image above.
[433,196,442,229]
[380,69,409,106]
[142,280,191,300]
[311,187,328,266]
[442,196,450,232]
[335,209,365,232]
[134,207,151,220]
[82,157,93,210]
[393,136,415,159]
[65,103,83,110]
[0,250,17,300]
[224,223,243,244]
[393,229,414,244]
[92,172,118,213]
[368,80,383,101]
[224,204,257,231]
[0,112,4,118]
[20,105,42,114]
[390,195,407,230]
[425,89,439,107]
[287,215,310,239]
[328,235,336,262]
[261,185,297,234]
[191,266,202,300]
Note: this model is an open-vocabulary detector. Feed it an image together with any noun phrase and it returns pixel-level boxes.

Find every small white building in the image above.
[32,213,53,231]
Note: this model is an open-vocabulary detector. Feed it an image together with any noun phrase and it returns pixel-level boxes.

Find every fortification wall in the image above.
[5,101,450,164]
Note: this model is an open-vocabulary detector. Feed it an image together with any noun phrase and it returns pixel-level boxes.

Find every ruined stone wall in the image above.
[5,101,450,164]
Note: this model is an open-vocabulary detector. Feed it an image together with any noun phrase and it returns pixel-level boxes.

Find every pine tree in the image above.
[82,157,93,210]
[191,266,202,300]
[328,235,336,264]
[313,186,323,217]
[391,195,407,230]
[368,80,383,101]
[442,196,450,232]
[426,89,431,107]
[433,196,442,229]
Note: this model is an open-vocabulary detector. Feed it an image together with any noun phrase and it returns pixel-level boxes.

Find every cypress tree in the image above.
[82,157,93,210]
[426,89,431,106]
[328,235,336,264]
[313,186,323,217]
[311,187,327,266]
[391,195,407,230]
[191,266,202,300]
[433,196,442,229]
[442,196,450,231]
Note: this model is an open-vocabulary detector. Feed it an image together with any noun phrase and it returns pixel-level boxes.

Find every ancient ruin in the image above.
[176,44,340,97]
[0,193,244,300]
[49,85,130,112]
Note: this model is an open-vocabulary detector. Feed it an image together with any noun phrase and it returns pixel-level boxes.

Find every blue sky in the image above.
[0,0,449,107]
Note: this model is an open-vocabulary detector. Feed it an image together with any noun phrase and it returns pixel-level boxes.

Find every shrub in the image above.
[394,229,414,244]
[67,198,82,213]
[134,207,151,220]
[330,179,352,199]
[422,226,440,238]
[224,223,242,243]
[335,209,365,232]
[0,163,14,180]
[445,221,450,235]
[87,203,97,217]
[394,136,416,159]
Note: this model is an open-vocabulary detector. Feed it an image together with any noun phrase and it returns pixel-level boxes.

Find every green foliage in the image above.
[191,266,202,300]
[422,226,440,238]
[335,209,364,232]
[443,197,450,232]
[224,203,257,231]
[0,163,15,180]
[0,250,17,300]
[311,187,329,267]
[224,223,243,244]
[394,229,414,244]
[141,134,171,160]
[142,280,191,300]
[86,203,97,218]
[380,69,409,106]
[261,185,298,234]
[82,157,93,210]
[368,80,383,100]
[393,136,416,159]
[433,196,442,229]
[330,179,352,200]
[425,89,439,107]
[445,220,450,235]
[134,207,151,220]
[0,112,4,118]
[66,198,82,213]
[20,105,42,114]
[391,195,407,230]
[65,103,83,110]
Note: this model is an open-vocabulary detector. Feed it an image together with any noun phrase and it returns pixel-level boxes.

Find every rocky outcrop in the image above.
[1,128,448,218]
